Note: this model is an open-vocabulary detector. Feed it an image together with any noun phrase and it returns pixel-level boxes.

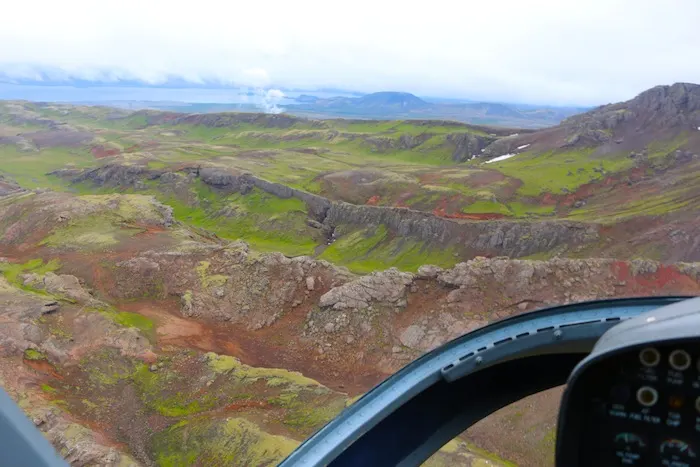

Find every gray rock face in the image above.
[416,265,444,279]
[188,168,333,222]
[114,246,352,328]
[481,134,523,158]
[364,133,434,152]
[325,202,599,257]
[306,276,316,291]
[308,257,700,357]
[43,273,93,303]
[56,164,163,188]
[399,325,426,348]
[22,272,93,304]
[560,82,700,148]
[319,268,413,310]
[447,133,496,162]
[631,83,700,126]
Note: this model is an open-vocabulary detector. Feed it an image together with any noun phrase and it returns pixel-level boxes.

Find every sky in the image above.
[2,0,700,106]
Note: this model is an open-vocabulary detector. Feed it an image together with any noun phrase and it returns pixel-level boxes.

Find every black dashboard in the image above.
[562,343,699,466]
[557,299,700,467]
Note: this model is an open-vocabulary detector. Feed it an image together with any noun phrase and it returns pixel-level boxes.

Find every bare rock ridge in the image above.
[198,168,332,221]
[324,201,597,257]
[447,132,493,162]
[561,83,700,146]
[305,257,700,355]
[481,82,700,157]
[53,164,600,258]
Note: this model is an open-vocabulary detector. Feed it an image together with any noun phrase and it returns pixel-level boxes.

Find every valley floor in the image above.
[1,90,700,465]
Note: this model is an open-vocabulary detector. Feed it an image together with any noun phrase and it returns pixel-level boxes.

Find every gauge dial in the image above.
[660,439,697,467]
[614,432,646,465]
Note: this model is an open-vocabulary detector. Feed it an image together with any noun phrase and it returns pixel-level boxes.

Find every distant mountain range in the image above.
[285,92,589,128]
[0,71,589,128]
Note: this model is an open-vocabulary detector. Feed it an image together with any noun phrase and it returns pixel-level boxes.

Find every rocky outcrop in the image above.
[447,133,496,162]
[306,257,700,355]
[325,202,599,257]
[22,272,93,303]
[319,268,413,310]
[199,169,332,221]
[629,82,700,128]
[57,164,333,222]
[57,164,164,188]
[113,243,352,328]
[363,133,434,151]
[560,82,700,148]
[481,132,538,158]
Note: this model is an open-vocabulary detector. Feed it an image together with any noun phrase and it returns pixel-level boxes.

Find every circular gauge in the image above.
[669,350,691,371]
[636,386,658,407]
[639,347,660,367]
[660,439,697,466]
[614,432,646,464]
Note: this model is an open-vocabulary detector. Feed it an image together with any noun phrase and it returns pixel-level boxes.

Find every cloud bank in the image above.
[2,0,699,106]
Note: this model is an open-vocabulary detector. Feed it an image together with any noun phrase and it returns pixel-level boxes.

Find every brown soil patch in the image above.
[118,299,383,395]
[366,195,380,206]
[91,145,121,159]
[127,223,167,236]
[23,358,63,379]
[417,171,443,185]
[222,400,270,412]
[26,130,94,148]
[465,169,507,187]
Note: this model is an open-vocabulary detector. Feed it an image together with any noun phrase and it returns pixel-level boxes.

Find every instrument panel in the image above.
[576,343,700,466]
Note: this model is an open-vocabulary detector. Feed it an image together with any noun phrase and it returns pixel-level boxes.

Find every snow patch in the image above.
[485,153,516,164]
[517,144,530,150]
[508,133,519,137]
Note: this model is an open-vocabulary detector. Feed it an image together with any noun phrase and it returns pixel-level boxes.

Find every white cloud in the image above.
[240,68,272,88]
[1,0,699,105]
[261,89,285,113]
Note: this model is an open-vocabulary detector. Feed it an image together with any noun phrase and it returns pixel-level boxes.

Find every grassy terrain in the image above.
[92,307,156,341]
[462,200,512,216]
[163,184,319,256]
[320,226,459,273]
[566,184,698,223]
[489,148,633,196]
[0,258,62,293]
[40,194,170,251]
[3,100,699,275]
[0,146,95,190]
[152,417,298,466]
